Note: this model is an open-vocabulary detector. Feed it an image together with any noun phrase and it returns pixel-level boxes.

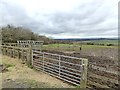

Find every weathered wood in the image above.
[21,49,24,60]
[59,55,61,77]
[4,48,6,55]
[26,45,32,66]
[17,50,19,59]
[42,52,44,71]
[1,47,4,55]
[80,59,88,88]
[10,49,12,57]
[1,44,89,87]
[1,45,29,62]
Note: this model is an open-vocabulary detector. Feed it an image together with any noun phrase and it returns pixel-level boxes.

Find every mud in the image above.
[42,50,119,89]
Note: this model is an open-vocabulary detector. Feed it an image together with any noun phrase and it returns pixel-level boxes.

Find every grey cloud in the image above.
[42,1,117,36]
[0,0,117,38]
[0,0,38,28]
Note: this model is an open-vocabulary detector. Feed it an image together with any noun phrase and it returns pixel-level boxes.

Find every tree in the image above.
[1,25,51,43]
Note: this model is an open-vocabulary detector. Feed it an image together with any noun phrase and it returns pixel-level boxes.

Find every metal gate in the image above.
[32,49,88,87]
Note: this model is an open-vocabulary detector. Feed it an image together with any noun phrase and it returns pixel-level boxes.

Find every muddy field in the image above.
[42,49,119,89]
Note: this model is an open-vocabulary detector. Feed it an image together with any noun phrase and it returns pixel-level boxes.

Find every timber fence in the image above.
[1,43,88,88]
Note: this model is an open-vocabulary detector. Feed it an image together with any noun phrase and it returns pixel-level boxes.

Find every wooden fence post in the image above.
[59,55,61,77]
[2,47,4,55]
[17,49,20,59]
[22,49,24,61]
[31,49,33,66]
[3,48,5,55]
[80,59,88,88]
[13,47,15,58]
[10,49,12,57]
[26,49,29,65]
[5,48,7,55]
[27,44,32,67]
[43,52,44,71]
[4,48,6,55]
[7,47,9,56]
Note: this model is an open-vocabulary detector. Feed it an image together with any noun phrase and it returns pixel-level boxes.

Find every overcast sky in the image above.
[0,0,119,39]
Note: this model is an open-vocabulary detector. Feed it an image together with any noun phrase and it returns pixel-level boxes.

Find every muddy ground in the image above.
[42,50,119,89]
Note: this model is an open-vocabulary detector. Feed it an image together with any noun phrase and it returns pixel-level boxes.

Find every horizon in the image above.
[53,37,118,39]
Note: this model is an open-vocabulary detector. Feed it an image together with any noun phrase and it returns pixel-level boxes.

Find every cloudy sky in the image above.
[0,0,119,39]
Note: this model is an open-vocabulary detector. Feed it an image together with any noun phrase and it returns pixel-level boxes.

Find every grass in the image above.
[82,40,119,45]
[4,63,15,68]
[2,55,74,88]
[43,43,118,52]
[82,45,117,48]
[42,44,118,60]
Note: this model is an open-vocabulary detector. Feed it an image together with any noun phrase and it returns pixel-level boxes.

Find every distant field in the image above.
[43,43,118,60]
[81,40,118,45]
[43,43,118,51]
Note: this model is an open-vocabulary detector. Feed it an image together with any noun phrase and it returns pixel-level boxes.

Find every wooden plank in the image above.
[2,45,29,50]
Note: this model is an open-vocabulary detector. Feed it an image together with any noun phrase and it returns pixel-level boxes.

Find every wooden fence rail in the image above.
[1,44,88,88]
[1,45,30,65]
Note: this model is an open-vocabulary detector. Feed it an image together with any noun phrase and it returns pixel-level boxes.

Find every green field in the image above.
[42,43,118,60]
[43,43,118,51]
[81,40,118,45]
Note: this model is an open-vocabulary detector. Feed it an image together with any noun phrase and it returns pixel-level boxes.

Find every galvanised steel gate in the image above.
[32,49,88,88]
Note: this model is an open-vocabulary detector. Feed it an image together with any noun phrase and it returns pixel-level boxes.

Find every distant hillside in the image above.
[55,38,118,41]
[1,25,51,43]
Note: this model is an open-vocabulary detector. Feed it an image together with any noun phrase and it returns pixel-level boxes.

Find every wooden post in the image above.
[9,48,11,57]
[41,43,43,52]
[43,52,44,71]
[7,47,9,56]
[8,48,10,56]
[80,59,88,88]
[4,48,5,55]
[59,55,61,77]
[5,47,7,55]
[11,49,13,58]
[10,49,12,57]
[21,48,24,61]
[4,47,6,55]
[2,47,4,55]
[13,47,15,58]
[17,49,20,59]
[6,47,7,55]
[26,49,29,65]
[4,48,6,55]
[27,44,32,67]
[31,49,33,66]
[14,49,16,58]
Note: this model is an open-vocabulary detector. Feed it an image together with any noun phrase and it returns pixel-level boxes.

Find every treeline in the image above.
[1,25,51,43]
[86,42,115,46]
